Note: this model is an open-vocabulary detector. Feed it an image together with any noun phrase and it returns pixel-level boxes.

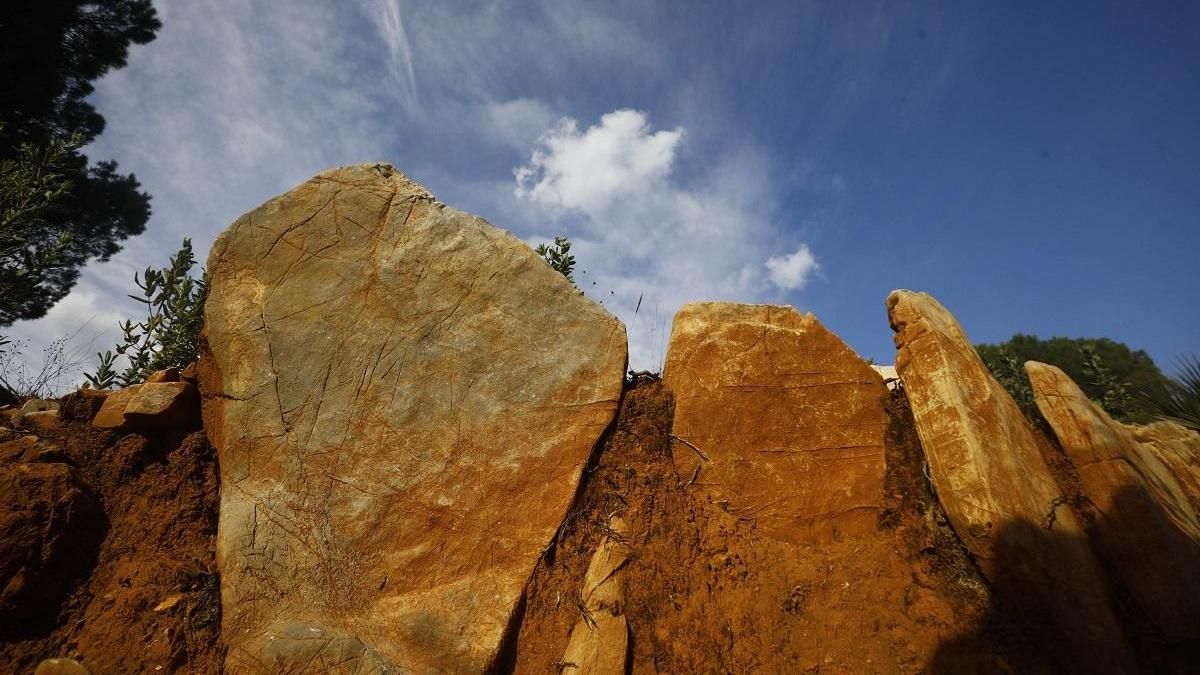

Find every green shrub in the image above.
[535,236,576,286]
[1079,344,1134,421]
[977,334,1165,423]
[84,239,207,388]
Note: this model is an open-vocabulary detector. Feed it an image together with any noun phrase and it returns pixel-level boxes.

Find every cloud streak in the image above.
[363,0,419,109]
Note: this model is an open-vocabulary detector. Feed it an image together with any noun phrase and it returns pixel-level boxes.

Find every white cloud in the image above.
[515,110,683,215]
[513,109,819,369]
[766,244,818,290]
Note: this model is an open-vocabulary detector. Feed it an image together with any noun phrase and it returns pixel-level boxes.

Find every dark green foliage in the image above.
[984,347,1037,415]
[977,334,1168,423]
[84,239,207,389]
[0,0,160,324]
[0,130,81,324]
[1079,344,1133,421]
[1140,356,1200,432]
[535,236,576,285]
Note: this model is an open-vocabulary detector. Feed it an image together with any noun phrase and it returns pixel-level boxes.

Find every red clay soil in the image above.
[0,414,223,674]
[507,382,1060,674]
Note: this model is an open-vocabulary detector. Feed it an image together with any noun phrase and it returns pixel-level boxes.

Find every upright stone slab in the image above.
[201,164,626,673]
[1026,361,1200,641]
[886,290,1134,673]
[662,303,887,541]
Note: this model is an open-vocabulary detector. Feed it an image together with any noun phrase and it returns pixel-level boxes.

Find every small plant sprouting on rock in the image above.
[535,236,576,286]
[84,239,207,389]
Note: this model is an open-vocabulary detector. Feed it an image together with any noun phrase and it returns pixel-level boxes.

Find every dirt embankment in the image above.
[509,382,1054,674]
[0,413,223,674]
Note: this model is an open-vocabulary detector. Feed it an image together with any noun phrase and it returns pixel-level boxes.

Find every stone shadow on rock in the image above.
[930,486,1200,674]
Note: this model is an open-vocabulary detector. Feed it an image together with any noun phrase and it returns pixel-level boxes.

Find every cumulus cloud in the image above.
[766,244,818,290]
[515,110,684,214]
[514,109,819,369]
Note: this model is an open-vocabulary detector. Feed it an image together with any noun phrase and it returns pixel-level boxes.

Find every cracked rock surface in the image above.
[200,164,626,673]
[662,302,887,542]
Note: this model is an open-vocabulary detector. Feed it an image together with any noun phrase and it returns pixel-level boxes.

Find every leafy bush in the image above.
[977,334,1166,423]
[84,239,207,388]
[981,347,1036,416]
[1079,344,1133,421]
[535,236,576,286]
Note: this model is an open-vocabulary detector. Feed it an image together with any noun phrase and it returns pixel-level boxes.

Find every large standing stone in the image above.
[662,303,886,541]
[201,164,626,673]
[886,290,1134,673]
[1026,361,1200,640]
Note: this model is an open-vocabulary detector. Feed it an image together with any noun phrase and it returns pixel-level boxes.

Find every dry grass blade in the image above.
[670,434,709,461]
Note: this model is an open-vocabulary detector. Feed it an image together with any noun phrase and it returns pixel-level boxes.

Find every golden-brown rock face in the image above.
[662,302,886,541]
[1132,421,1200,517]
[1026,361,1200,641]
[886,289,1134,673]
[200,164,626,673]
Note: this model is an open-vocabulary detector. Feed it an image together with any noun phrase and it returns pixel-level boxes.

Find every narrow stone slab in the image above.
[662,302,887,541]
[887,290,1134,672]
[1027,361,1200,641]
[201,164,626,673]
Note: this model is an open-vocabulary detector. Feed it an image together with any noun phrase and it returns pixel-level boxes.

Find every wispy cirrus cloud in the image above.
[362,0,419,109]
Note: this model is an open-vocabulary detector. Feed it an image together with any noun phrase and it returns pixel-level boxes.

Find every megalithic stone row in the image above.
[200,164,626,673]
[1026,360,1200,642]
[886,290,1135,674]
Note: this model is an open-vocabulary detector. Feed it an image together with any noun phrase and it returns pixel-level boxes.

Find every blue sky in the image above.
[10,0,1200,374]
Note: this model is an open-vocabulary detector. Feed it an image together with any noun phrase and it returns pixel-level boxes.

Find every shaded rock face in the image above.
[1026,361,1200,641]
[886,290,1135,673]
[0,463,104,631]
[201,164,626,673]
[662,303,887,541]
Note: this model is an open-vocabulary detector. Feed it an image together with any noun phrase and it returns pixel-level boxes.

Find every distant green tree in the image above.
[0,130,82,324]
[0,0,160,324]
[535,236,576,286]
[977,334,1168,423]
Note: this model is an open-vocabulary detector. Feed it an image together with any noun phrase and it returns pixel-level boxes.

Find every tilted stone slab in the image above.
[201,164,626,673]
[887,290,1134,672]
[1026,361,1200,641]
[662,303,887,541]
